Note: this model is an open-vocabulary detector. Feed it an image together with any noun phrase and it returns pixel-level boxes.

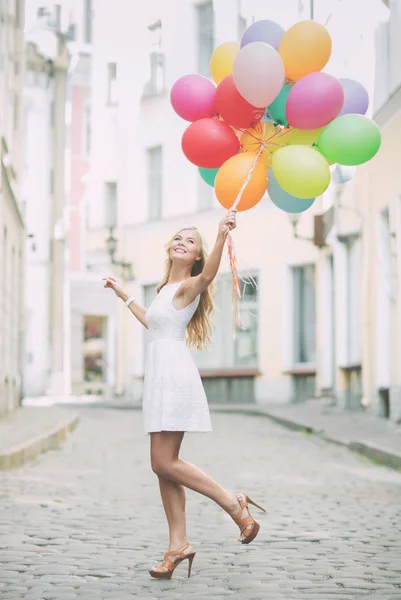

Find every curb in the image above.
[0,413,80,470]
[210,405,401,471]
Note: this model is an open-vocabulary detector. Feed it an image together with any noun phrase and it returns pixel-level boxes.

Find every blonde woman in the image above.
[103,209,265,579]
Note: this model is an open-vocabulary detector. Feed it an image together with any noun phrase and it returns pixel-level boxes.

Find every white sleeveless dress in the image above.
[142,281,213,435]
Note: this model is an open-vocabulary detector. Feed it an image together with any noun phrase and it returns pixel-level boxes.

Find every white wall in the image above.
[21,71,53,395]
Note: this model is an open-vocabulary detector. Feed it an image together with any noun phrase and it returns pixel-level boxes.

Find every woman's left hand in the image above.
[219,209,237,236]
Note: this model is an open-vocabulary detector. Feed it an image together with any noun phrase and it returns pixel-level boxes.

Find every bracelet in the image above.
[124,296,136,308]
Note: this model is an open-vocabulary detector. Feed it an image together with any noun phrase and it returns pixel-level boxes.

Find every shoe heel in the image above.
[246,495,266,512]
[187,552,196,578]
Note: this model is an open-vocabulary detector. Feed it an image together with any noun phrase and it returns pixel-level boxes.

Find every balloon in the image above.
[240,19,285,50]
[268,168,315,213]
[339,78,369,116]
[287,127,334,164]
[170,74,216,122]
[286,73,344,129]
[268,82,292,125]
[261,107,274,123]
[182,118,240,169]
[279,21,332,81]
[215,75,264,128]
[288,127,324,145]
[272,145,331,199]
[199,167,219,187]
[317,114,381,166]
[215,153,267,211]
[233,42,285,107]
[210,42,240,85]
[240,122,290,166]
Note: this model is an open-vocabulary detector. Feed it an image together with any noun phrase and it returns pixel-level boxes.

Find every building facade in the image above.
[78,0,400,422]
[0,0,26,414]
[22,5,71,397]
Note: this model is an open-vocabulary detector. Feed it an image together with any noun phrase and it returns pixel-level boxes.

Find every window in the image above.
[147,146,162,220]
[107,63,118,105]
[105,182,117,228]
[84,0,92,44]
[83,316,107,382]
[235,277,258,366]
[197,175,213,211]
[194,274,259,370]
[197,1,214,77]
[293,265,316,364]
[144,21,165,96]
[346,240,361,365]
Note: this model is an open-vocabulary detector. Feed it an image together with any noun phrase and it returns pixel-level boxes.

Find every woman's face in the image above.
[170,229,202,266]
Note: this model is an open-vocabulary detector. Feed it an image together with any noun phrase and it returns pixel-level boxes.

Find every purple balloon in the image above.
[240,20,285,51]
[339,78,369,116]
[286,73,344,130]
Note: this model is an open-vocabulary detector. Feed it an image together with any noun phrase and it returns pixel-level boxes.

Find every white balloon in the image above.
[233,41,285,108]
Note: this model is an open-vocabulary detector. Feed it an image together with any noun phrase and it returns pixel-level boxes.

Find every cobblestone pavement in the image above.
[1,409,401,600]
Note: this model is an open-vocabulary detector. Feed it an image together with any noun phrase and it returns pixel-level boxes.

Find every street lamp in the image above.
[105,226,134,280]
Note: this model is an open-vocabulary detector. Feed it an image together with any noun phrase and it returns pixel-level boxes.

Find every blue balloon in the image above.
[268,168,315,214]
[268,82,292,126]
[240,20,285,51]
[261,107,274,123]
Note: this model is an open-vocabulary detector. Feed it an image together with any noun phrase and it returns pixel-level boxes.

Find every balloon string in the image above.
[226,144,264,339]
[226,125,292,339]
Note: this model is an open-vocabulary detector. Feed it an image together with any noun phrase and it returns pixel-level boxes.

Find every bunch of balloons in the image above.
[170,19,381,215]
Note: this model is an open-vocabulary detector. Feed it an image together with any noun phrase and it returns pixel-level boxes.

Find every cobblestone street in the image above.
[1,408,401,600]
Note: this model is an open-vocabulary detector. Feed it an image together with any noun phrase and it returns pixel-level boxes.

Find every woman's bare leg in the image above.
[158,476,187,549]
[150,431,238,515]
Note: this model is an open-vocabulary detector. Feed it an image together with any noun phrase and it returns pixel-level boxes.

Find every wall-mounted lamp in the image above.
[105,227,134,280]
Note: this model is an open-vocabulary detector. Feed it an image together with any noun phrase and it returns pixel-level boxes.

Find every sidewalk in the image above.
[210,400,401,470]
[3,396,401,471]
[0,406,79,469]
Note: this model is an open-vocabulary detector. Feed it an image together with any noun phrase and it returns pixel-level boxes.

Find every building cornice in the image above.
[373,83,401,129]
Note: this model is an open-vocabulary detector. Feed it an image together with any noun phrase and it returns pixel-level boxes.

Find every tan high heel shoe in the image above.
[149,542,196,579]
[233,493,266,544]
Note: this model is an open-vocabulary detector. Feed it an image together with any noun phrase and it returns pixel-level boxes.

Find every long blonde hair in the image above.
[156,226,215,351]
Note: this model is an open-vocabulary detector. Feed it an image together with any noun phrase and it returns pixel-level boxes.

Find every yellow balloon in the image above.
[288,128,325,146]
[288,128,334,164]
[279,21,332,81]
[272,145,331,199]
[240,123,290,166]
[210,42,240,84]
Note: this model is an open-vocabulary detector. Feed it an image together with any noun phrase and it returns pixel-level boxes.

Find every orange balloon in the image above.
[215,153,267,211]
[279,21,332,81]
[240,123,290,166]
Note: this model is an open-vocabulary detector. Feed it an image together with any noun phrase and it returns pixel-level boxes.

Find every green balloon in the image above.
[268,83,292,126]
[199,167,219,187]
[318,114,381,166]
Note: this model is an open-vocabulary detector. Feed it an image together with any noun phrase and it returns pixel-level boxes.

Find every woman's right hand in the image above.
[102,276,125,299]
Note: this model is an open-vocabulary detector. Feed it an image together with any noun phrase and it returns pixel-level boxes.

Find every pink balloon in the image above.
[170,74,216,122]
[233,42,285,108]
[286,73,344,130]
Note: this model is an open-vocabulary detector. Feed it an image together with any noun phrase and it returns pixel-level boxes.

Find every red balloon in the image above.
[181,118,240,168]
[215,75,265,128]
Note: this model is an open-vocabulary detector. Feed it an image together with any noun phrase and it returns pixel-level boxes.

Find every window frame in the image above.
[196,1,214,78]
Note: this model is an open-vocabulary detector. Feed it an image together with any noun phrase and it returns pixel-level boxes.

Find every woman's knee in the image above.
[151,457,173,477]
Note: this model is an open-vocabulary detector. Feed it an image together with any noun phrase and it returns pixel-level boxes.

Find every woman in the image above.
[103,209,265,579]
